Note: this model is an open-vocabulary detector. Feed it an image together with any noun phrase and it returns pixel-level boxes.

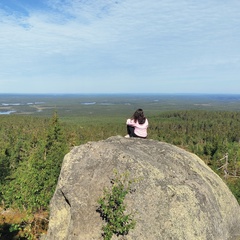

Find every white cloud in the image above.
[0,0,240,93]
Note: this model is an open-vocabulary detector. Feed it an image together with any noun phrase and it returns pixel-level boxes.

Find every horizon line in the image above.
[1,92,240,95]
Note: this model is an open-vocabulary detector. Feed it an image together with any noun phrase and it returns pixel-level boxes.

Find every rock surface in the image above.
[46,136,240,240]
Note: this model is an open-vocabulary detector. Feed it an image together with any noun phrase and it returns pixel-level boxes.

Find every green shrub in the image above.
[97,170,137,240]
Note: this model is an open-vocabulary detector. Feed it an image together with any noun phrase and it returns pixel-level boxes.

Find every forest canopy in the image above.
[1,107,240,239]
[0,110,240,212]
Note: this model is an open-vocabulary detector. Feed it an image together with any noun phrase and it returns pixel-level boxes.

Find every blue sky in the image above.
[0,0,240,94]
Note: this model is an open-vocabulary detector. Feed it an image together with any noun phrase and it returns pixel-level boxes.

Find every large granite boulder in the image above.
[46,136,240,240]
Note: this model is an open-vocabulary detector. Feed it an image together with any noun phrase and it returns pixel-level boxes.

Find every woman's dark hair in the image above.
[132,108,146,124]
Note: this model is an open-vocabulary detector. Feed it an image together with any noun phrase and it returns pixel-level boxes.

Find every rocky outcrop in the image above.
[46,136,240,240]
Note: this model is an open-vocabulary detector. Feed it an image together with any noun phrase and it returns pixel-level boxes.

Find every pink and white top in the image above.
[126,118,148,137]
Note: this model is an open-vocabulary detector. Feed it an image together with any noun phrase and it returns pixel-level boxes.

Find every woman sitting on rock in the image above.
[125,108,148,139]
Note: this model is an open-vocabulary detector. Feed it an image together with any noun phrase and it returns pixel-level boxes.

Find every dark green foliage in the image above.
[97,171,136,240]
[228,180,240,202]
[1,113,69,211]
[1,109,240,213]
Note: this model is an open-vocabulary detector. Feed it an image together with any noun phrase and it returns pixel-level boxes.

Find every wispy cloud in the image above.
[0,0,240,93]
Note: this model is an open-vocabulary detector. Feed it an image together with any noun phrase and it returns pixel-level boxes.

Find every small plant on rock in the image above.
[97,170,137,240]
